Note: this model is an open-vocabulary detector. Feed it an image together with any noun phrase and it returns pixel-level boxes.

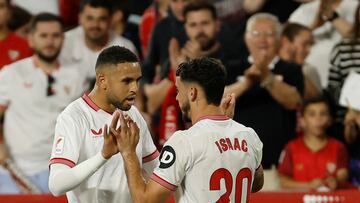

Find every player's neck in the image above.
[303,133,328,152]
[0,26,9,40]
[191,104,224,124]
[112,23,125,36]
[85,34,109,52]
[33,55,60,74]
[88,88,116,113]
[278,47,293,62]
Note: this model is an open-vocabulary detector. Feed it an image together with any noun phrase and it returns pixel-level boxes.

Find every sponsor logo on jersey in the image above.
[55,136,65,155]
[91,128,103,136]
[159,146,176,168]
[8,50,19,61]
[23,82,33,88]
[326,162,336,174]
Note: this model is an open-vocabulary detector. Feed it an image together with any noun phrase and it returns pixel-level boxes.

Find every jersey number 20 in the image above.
[210,168,252,203]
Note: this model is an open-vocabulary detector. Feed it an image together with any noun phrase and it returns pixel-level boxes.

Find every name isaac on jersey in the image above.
[215,137,248,153]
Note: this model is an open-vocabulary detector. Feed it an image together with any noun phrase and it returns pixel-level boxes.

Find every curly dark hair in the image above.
[176,58,227,106]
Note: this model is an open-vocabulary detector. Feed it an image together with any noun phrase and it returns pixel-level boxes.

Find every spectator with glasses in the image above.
[0,13,84,193]
[225,13,304,189]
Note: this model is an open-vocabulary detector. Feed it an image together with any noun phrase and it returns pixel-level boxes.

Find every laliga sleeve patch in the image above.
[159,146,176,169]
[55,136,65,155]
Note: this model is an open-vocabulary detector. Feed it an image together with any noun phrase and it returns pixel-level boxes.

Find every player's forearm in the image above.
[49,151,107,196]
[336,168,349,183]
[264,79,301,110]
[252,165,264,193]
[225,79,252,99]
[122,151,148,203]
[279,175,312,190]
[332,17,353,38]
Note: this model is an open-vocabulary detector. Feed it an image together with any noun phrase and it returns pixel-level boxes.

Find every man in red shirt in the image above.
[278,96,349,191]
[0,0,32,69]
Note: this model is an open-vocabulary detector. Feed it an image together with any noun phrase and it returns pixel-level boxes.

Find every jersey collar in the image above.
[195,115,230,124]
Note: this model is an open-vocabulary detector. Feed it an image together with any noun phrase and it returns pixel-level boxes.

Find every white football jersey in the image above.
[151,115,263,203]
[49,94,159,203]
[0,57,84,175]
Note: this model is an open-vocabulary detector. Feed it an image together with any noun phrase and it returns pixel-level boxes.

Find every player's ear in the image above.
[96,72,107,90]
[189,87,197,102]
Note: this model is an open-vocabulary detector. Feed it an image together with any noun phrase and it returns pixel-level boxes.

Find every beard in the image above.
[180,101,191,121]
[85,28,107,45]
[113,100,131,111]
[36,48,61,63]
[196,33,217,51]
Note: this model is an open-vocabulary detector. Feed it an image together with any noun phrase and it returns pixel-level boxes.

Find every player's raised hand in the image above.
[101,111,121,159]
[111,111,140,155]
[220,93,235,119]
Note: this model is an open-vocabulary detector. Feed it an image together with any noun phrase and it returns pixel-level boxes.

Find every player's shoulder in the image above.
[327,137,347,148]
[163,130,188,147]
[2,57,33,73]
[8,32,28,44]
[64,26,82,39]
[58,97,87,121]
[228,120,263,145]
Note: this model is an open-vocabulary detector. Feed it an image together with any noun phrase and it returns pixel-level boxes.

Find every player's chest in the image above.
[11,70,79,107]
[81,114,143,156]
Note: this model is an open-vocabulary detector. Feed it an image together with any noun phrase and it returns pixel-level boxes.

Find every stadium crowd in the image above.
[0,0,359,195]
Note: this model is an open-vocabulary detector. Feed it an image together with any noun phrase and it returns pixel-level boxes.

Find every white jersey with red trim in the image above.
[151,115,263,203]
[0,57,84,175]
[49,94,159,203]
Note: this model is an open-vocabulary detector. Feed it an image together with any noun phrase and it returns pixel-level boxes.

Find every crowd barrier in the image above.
[0,189,359,203]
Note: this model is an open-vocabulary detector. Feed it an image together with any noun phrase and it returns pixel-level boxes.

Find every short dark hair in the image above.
[111,1,130,22]
[29,13,64,32]
[183,1,217,22]
[282,23,311,42]
[95,46,138,70]
[176,58,226,106]
[8,5,32,31]
[80,0,112,15]
[302,96,331,116]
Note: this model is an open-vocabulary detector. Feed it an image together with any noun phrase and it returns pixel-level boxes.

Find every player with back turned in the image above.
[112,58,264,203]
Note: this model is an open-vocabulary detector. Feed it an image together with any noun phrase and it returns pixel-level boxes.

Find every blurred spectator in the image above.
[279,23,322,100]
[140,0,189,143]
[156,1,235,145]
[129,0,152,15]
[278,97,349,191]
[111,1,141,58]
[141,0,189,86]
[60,0,137,90]
[205,0,251,21]
[335,5,360,183]
[289,0,358,87]
[344,108,360,186]
[12,0,59,15]
[59,0,80,29]
[139,0,169,58]
[225,13,304,170]
[327,4,360,122]
[7,5,32,39]
[257,0,302,23]
[0,0,32,69]
[0,13,84,194]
